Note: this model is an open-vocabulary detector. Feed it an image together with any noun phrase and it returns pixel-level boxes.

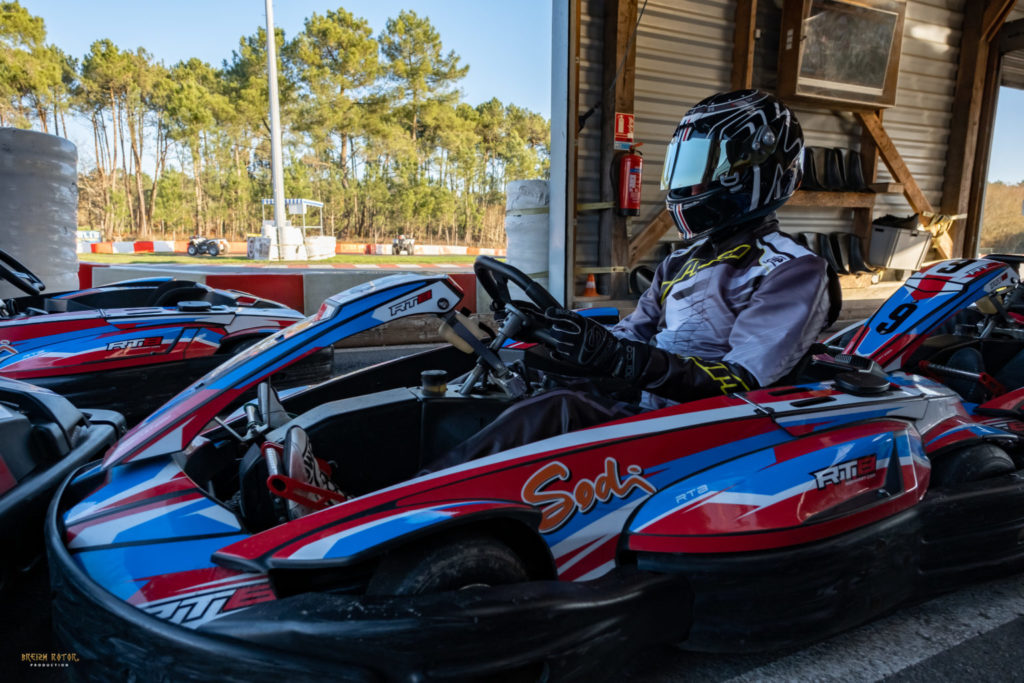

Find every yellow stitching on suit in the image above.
[659,244,752,304]
[690,357,750,395]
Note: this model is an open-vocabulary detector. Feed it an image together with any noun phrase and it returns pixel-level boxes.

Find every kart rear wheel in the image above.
[931,444,1015,487]
[367,532,528,596]
[207,242,220,257]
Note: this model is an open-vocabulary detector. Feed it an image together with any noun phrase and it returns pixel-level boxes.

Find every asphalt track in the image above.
[6,345,1024,681]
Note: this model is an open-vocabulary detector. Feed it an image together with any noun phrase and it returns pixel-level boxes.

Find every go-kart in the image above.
[0,248,329,423]
[0,375,123,586]
[187,236,229,257]
[45,256,1024,680]
[392,234,415,255]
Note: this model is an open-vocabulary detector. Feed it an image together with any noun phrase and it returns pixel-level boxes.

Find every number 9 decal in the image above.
[875,303,917,335]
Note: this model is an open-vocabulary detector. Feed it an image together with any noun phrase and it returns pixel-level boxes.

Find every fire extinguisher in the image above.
[617,143,643,216]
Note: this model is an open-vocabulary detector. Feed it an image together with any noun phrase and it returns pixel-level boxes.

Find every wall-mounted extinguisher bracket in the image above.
[617,143,643,217]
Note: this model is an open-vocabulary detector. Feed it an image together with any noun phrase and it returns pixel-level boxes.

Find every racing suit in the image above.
[613,215,830,409]
[425,215,830,471]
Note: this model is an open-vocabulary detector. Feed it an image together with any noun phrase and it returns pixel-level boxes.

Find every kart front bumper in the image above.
[1,412,120,568]
[46,470,692,682]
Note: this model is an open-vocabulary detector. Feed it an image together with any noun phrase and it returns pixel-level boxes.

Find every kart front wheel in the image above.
[367,533,528,596]
[187,244,198,256]
[931,443,1015,487]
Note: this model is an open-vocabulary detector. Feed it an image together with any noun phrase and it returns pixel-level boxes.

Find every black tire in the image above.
[208,242,220,257]
[272,346,333,387]
[221,336,262,355]
[931,443,1016,487]
[187,244,198,256]
[367,532,529,596]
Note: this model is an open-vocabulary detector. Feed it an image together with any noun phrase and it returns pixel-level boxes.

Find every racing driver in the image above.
[436,89,834,469]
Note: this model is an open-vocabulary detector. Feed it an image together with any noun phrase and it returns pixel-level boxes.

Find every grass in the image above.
[81,252,482,266]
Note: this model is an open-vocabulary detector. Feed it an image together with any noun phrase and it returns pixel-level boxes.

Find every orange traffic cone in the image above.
[582,273,598,297]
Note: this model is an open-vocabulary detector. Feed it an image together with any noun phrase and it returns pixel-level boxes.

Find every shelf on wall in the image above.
[787,190,876,209]
[787,183,905,210]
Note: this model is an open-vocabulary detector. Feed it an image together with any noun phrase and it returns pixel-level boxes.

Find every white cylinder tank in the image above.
[0,128,79,297]
[504,179,550,301]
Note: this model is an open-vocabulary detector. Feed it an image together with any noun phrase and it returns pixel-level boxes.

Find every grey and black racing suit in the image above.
[424,215,830,470]
[611,215,830,408]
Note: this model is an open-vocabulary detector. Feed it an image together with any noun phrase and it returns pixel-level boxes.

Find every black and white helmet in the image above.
[661,89,803,241]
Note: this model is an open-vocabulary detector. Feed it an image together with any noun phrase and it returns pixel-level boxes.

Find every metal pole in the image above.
[265,0,287,260]
[548,0,573,305]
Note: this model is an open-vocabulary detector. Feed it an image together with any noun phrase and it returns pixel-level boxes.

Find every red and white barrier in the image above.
[79,261,478,315]
[79,239,505,258]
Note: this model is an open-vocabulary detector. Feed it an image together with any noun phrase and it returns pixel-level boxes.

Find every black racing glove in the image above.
[545,307,623,374]
[543,307,758,402]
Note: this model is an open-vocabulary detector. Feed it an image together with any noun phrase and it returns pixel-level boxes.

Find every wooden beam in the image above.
[855,110,948,257]
[628,209,673,267]
[964,38,1003,258]
[731,0,758,90]
[983,0,1016,44]
[599,0,638,298]
[854,111,934,216]
[1001,18,1024,53]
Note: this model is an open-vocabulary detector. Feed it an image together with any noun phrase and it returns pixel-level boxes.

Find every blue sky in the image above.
[23,0,553,118]
[18,1,1024,184]
[990,88,1024,184]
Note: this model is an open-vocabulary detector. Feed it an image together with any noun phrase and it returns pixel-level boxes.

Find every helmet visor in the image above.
[660,134,732,192]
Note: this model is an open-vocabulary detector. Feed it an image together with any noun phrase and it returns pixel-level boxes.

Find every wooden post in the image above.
[941,0,1015,256]
[965,27,1006,257]
[598,0,638,299]
[731,0,758,90]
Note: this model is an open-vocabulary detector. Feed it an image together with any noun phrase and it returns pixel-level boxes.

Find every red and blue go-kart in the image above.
[45,255,1024,681]
[0,248,330,423]
[0,375,124,587]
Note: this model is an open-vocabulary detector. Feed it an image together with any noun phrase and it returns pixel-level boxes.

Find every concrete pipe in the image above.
[501,179,550,307]
[0,128,79,297]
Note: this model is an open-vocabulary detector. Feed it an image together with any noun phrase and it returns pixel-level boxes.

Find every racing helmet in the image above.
[661,89,803,241]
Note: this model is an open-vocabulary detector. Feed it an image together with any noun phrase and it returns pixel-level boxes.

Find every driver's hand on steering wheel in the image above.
[544,307,622,375]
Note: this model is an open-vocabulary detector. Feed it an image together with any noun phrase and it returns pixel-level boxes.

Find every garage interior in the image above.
[549,0,1024,327]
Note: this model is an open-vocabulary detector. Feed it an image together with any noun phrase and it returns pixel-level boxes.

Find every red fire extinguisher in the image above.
[617,143,643,216]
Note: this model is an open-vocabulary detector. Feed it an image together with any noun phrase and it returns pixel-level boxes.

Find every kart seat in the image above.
[147,280,203,307]
[151,285,209,308]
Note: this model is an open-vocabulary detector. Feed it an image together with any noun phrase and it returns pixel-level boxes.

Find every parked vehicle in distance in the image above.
[0,248,329,423]
[46,256,1024,680]
[187,236,230,257]
[392,234,415,255]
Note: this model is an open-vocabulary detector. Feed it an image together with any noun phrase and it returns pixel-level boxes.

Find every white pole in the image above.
[265,0,287,260]
[548,0,572,305]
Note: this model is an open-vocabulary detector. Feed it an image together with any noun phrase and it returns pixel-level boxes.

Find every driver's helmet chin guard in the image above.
[662,89,804,243]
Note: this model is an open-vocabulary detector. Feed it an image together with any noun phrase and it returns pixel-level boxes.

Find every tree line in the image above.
[0,2,550,245]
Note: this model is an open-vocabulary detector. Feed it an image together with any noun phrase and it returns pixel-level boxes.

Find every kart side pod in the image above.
[214,499,554,578]
[626,419,931,555]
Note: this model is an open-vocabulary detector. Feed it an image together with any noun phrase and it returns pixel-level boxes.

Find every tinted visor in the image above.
[660,133,734,192]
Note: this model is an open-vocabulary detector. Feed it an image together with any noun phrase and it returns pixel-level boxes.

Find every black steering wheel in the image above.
[0,249,45,296]
[473,255,568,352]
[475,256,560,312]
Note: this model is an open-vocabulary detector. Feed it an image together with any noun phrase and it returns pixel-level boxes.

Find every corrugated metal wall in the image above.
[632,0,734,250]
[574,0,970,270]
[1000,1,1024,88]
[576,0,607,277]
